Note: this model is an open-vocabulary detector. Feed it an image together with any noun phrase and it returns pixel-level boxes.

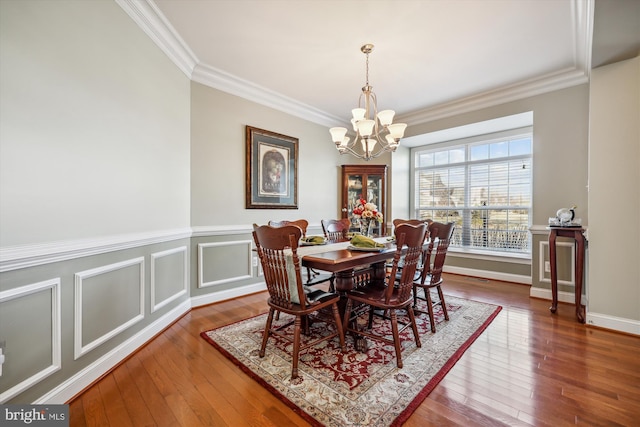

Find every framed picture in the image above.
[245,126,298,209]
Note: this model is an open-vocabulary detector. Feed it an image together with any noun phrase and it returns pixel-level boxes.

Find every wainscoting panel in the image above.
[198,240,253,288]
[0,278,61,403]
[150,246,188,313]
[538,240,576,286]
[74,258,145,360]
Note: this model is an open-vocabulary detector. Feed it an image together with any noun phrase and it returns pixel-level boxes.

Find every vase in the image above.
[360,218,373,237]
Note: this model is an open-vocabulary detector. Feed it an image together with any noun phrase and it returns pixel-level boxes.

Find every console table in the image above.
[548,226,587,323]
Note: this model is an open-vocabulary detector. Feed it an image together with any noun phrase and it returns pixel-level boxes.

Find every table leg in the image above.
[574,232,586,323]
[549,230,559,314]
[371,261,387,286]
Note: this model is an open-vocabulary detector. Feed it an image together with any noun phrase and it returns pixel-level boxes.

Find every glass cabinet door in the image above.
[367,174,383,235]
[341,165,387,235]
[346,173,364,232]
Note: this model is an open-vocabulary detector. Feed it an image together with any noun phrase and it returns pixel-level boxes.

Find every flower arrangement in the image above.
[352,198,383,223]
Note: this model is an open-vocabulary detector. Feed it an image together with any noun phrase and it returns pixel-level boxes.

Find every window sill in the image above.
[448,247,531,264]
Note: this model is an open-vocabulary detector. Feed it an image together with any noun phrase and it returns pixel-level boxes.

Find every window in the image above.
[412,128,532,255]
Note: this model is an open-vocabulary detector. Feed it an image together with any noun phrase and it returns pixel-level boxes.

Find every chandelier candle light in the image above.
[330,44,407,161]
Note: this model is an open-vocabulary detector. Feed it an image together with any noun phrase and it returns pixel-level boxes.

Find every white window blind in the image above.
[412,129,532,255]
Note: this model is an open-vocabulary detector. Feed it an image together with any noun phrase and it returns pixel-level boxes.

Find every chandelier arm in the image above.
[339,136,394,161]
[339,145,367,160]
[365,139,394,159]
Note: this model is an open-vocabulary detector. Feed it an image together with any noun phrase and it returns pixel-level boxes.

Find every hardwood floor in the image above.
[68,274,640,426]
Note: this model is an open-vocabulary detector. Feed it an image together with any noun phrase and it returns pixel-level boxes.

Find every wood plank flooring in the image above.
[68,275,640,426]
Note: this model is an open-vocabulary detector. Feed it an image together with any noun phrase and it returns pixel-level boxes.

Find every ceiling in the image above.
[119,0,638,129]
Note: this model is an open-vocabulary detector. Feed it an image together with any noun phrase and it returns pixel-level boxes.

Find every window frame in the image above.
[410,126,533,258]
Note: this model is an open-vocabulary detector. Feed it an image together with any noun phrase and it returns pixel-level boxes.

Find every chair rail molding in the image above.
[0,228,192,273]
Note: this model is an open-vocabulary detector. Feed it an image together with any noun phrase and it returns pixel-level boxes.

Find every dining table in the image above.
[298,237,397,294]
[297,236,398,350]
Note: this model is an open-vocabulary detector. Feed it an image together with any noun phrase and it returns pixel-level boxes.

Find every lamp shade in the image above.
[357,119,375,137]
[330,127,348,143]
[377,110,395,126]
[386,134,398,148]
[352,108,366,120]
[387,123,407,139]
[361,138,377,152]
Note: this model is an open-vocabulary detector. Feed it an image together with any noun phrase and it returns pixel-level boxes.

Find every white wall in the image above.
[0,0,191,247]
[391,145,411,220]
[588,56,640,330]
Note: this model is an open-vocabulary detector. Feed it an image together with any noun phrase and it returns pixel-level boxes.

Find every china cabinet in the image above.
[341,165,387,235]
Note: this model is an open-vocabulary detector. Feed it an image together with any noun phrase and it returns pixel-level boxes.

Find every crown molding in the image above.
[397,67,589,126]
[574,0,594,74]
[119,0,593,128]
[115,0,198,77]
[191,63,342,128]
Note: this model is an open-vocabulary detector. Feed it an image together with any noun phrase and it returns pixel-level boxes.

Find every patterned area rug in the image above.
[201,296,501,426]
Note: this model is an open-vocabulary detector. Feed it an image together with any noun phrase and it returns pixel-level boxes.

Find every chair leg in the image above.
[425,288,436,333]
[259,308,275,357]
[406,305,422,348]
[437,285,449,320]
[389,309,403,368]
[367,307,375,329]
[331,303,346,351]
[291,315,302,379]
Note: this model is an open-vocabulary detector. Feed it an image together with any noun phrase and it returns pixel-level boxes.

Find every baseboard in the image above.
[586,312,640,336]
[444,266,531,285]
[35,282,268,404]
[529,286,578,304]
[191,282,267,307]
[35,300,192,404]
[529,288,639,335]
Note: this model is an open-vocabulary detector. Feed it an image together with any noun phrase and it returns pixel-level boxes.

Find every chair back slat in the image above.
[386,223,427,303]
[253,224,306,309]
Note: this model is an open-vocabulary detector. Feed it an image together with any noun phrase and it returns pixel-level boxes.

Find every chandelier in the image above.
[330,44,407,161]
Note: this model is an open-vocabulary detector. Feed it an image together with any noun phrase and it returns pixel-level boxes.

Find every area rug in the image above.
[201,296,501,426]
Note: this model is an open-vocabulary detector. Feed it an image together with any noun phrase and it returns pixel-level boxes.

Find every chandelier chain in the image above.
[365,50,369,87]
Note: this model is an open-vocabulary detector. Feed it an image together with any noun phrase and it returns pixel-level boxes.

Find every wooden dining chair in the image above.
[252,224,346,379]
[321,218,351,242]
[268,219,334,288]
[342,222,426,368]
[387,218,431,276]
[413,221,455,333]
